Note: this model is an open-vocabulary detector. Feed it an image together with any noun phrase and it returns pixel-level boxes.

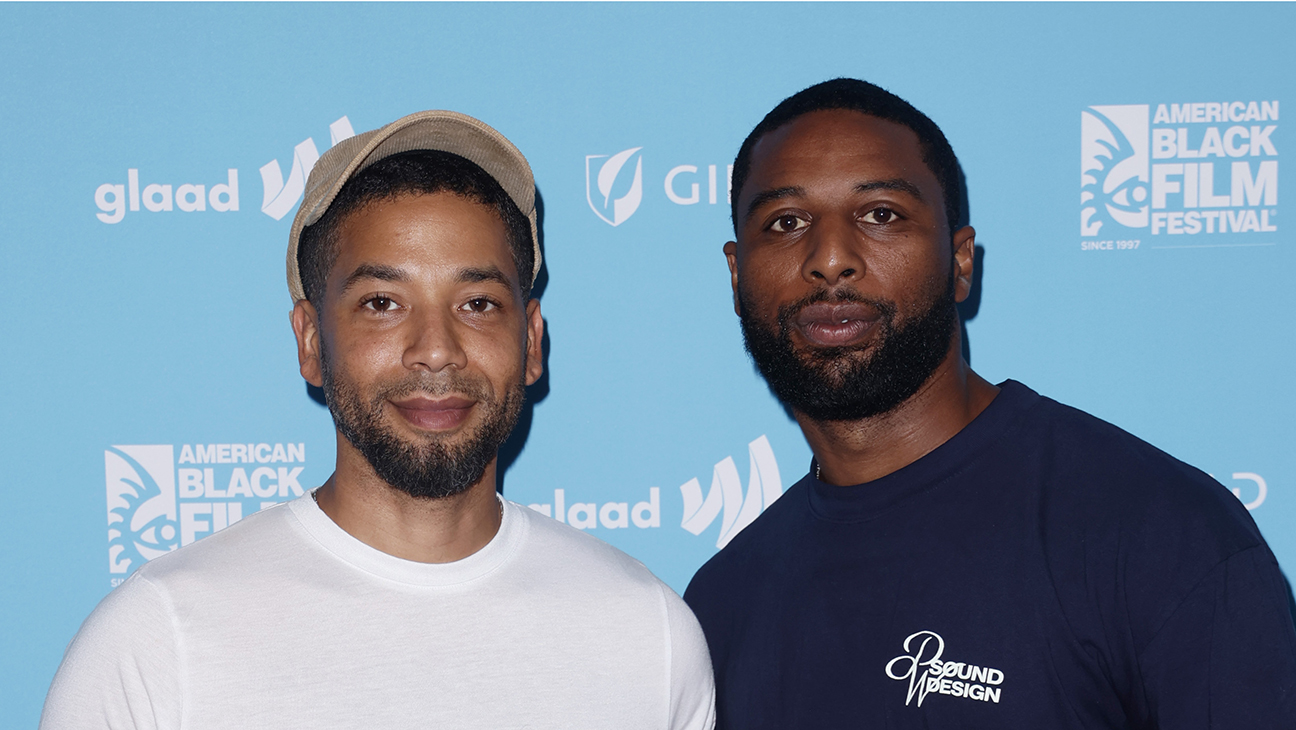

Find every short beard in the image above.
[320,347,524,500]
[738,273,957,422]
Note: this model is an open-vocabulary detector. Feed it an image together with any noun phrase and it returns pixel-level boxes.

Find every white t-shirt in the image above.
[42,495,715,730]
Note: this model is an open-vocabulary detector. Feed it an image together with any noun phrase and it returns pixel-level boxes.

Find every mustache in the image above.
[775,288,897,330]
[374,372,494,403]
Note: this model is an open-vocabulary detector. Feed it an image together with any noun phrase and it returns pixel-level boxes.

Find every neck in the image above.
[799,343,999,487]
[314,436,503,563]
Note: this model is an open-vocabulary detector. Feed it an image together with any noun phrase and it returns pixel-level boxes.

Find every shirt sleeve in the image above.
[40,574,182,730]
[662,582,717,730]
[1136,544,1296,728]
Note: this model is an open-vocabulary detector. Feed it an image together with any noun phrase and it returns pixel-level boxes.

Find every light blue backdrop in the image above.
[2,3,1291,726]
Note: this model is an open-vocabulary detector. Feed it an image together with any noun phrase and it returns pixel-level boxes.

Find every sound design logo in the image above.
[105,442,308,585]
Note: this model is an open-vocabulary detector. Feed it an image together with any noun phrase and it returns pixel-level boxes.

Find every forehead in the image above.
[743,109,940,208]
[330,192,517,285]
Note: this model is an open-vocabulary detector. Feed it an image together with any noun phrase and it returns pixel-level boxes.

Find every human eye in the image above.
[768,213,809,233]
[461,297,500,314]
[860,207,901,224]
[360,294,400,313]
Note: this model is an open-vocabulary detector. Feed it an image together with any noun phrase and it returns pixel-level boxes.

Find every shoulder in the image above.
[124,499,303,608]
[684,477,811,613]
[42,572,183,728]
[511,501,673,594]
[508,501,712,662]
[1019,387,1259,547]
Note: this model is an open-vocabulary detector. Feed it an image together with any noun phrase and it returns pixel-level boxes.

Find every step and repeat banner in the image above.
[1,2,1291,725]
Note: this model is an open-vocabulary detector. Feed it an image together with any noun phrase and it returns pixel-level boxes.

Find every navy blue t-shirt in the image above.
[684,381,1296,729]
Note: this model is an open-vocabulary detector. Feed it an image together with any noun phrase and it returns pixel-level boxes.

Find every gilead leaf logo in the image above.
[586,147,644,226]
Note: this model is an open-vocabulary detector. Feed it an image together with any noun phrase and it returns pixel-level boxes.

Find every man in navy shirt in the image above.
[684,78,1296,729]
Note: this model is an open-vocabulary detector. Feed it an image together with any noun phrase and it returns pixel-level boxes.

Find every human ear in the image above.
[724,241,740,316]
[952,226,976,303]
[523,299,545,387]
[290,300,324,388]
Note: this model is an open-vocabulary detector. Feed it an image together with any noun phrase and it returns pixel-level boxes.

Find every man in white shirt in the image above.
[42,110,715,730]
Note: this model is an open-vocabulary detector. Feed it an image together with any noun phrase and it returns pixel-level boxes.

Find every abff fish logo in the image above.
[587,147,644,226]
[1081,105,1150,235]
[106,445,178,577]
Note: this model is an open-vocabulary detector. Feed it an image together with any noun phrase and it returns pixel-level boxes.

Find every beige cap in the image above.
[286,110,540,303]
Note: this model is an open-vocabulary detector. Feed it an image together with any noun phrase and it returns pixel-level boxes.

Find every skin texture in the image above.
[726,109,999,486]
[291,192,544,563]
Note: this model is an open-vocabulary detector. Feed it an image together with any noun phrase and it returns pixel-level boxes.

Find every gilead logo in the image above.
[586,147,645,226]
[585,147,735,227]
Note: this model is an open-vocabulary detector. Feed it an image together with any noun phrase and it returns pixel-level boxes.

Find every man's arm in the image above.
[1137,544,1296,728]
[662,583,716,730]
[41,574,182,730]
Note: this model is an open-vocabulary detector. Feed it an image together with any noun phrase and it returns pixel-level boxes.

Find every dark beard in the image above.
[738,273,957,422]
[320,349,524,500]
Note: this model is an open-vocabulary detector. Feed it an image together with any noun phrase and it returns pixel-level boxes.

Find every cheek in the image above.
[462,328,528,377]
[325,326,402,382]
[738,251,801,304]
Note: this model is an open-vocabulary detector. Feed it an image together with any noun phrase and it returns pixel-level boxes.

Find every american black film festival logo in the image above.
[1081,101,1278,250]
[105,443,308,585]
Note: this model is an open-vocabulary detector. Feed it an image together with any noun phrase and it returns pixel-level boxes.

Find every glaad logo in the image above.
[1081,101,1278,248]
[95,169,239,224]
[586,147,644,226]
[680,435,783,548]
[105,442,308,585]
[93,115,355,225]
[261,116,356,221]
[526,487,661,530]
[885,630,1005,707]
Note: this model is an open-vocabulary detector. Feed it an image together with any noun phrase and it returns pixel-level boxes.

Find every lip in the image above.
[793,302,882,348]
[390,395,476,432]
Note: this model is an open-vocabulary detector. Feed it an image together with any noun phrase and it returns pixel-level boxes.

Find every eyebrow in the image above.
[743,186,803,224]
[339,263,407,294]
[338,263,515,295]
[742,178,927,224]
[456,265,514,288]
[856,178,925,201]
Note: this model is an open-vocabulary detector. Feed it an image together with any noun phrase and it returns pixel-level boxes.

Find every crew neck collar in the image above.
[287,491,525,587]
[806,380,1038,522]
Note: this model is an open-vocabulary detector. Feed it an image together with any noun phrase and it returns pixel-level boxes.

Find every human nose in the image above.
[801,216,865,286]
[402,308,468,373]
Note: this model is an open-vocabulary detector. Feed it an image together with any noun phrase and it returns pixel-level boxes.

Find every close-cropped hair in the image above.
[298,149,535,305]
[730,77,966,235]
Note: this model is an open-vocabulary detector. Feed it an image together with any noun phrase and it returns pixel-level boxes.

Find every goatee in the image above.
[320,349,524,500]
[738,273,957,422]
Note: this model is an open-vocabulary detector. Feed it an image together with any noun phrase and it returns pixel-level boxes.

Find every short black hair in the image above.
[298,149,534,305]
[730,78,966,235]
